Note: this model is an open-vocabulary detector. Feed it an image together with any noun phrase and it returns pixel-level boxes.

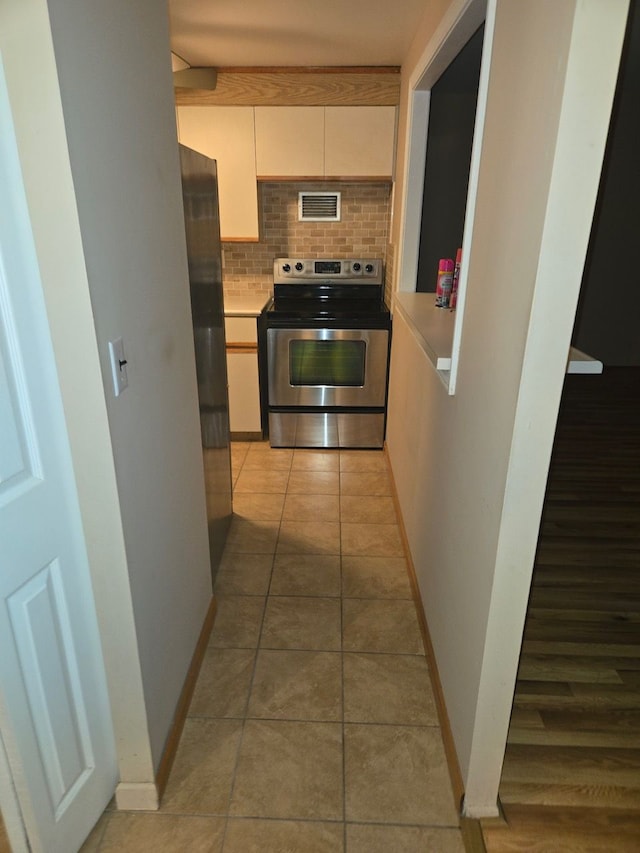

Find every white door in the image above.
[0,66,117,852]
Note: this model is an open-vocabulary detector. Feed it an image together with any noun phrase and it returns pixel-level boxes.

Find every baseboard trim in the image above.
[114,782,159,811]
[154,596,217,801]
[383,445,487,850]
[230,431,263,441]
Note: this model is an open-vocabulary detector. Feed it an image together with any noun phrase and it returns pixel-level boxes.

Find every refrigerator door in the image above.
[179,144,232,582]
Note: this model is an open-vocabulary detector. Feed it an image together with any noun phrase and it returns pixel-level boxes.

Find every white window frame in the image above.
[396,0,495,394]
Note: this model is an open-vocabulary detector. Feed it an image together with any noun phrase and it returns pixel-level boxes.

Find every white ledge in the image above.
[567,347,603,374]
[393,291,455,371]
[393,291,604,377]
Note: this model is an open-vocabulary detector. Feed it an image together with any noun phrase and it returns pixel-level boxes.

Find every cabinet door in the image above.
[225,317,261,435]
[176,106,259,241]
[325,106,396,177]
[255,107,324,177]
[226,351,262,434]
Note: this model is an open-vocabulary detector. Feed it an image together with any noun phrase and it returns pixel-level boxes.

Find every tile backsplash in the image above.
[222,181,392,295]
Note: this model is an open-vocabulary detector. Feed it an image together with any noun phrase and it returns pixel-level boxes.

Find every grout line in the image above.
[339,478,348,834]
[219,457,276,850]
[189,711,440,730]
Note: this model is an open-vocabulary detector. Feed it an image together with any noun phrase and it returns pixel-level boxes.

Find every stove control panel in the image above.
[274,258,382,284]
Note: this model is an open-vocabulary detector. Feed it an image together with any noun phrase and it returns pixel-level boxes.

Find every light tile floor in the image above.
[83,442,465,853]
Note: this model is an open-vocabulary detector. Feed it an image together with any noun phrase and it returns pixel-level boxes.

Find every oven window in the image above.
[289,340,366,386]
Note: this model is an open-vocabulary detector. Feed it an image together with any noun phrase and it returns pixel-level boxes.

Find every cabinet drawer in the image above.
[227,351,261,434]
[225,316,257,345]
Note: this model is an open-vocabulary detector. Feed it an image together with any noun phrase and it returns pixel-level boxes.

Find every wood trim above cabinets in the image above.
[175,69,401,107]
[226,342,258,354]
[257,175,393,183]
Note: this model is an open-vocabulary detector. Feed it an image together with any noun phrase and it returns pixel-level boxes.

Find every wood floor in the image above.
[482,368,640,852]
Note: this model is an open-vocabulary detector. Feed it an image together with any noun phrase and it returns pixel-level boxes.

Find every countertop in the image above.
[223,291,271,317]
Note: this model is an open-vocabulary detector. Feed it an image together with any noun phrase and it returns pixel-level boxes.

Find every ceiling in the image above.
[168,0,428,69]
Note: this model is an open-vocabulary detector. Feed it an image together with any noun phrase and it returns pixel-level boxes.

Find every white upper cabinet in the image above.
[255,106,397,179]
[255,107,324,177]
[176,106,259,241]
[325,106,396,177]
[175,104,397,239]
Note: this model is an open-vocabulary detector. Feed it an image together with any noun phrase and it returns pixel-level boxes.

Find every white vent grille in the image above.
[298,192,341,222]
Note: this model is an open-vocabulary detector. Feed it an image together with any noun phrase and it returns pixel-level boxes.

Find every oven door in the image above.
[267,327,389,408]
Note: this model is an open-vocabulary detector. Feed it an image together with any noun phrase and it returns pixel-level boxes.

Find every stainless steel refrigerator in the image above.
[179,144,232,582]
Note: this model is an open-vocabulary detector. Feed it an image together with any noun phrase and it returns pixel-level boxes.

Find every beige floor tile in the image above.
[292,450,340,472]
[224,818,344,853]
[343,653,438,725]
[241,449,293,471]
[99,813,226,853]
[230,719,343,820]
[232,492,285,521]
[161,718,242,814]
[287,470,340,495]
[224,517,280,554]
[209,596,265,649]
[342,599,424,655]
[344,724,458,825]
[230,443,249,470]
[346,824,465,853]
[342,555,412,599]
[189,648,256,718]
[261,596,341,650]
[244,440,279,454]
[339,450,388,473]
[214,553,274,596]
[234,468,290,494]
[277,520,340,555]
[248,649,342,721]
[340,494,396,525]
[340,472,391,496]
[270,554,341,597]
[341,523,404,557]
[282,493,340,523]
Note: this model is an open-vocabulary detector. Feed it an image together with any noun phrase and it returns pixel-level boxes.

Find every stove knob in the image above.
[282,263,291,273]
[365,263,374,274]
[295,262,304,271]
[353,262,361,272]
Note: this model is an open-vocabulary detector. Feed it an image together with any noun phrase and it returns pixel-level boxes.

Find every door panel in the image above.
[0,62,117,853]
[7,560,94,816]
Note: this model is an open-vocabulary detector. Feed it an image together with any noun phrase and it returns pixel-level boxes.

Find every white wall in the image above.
[44,0,213,772]
[1,0,214,797]
[388,0,628,816]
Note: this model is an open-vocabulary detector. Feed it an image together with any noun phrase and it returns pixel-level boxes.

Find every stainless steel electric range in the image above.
[258,258,391,448]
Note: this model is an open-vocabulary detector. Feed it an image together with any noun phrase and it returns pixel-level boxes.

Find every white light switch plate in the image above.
[108,337,128,397]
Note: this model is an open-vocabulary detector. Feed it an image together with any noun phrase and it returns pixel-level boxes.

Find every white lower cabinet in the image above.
[224,316,262,437]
